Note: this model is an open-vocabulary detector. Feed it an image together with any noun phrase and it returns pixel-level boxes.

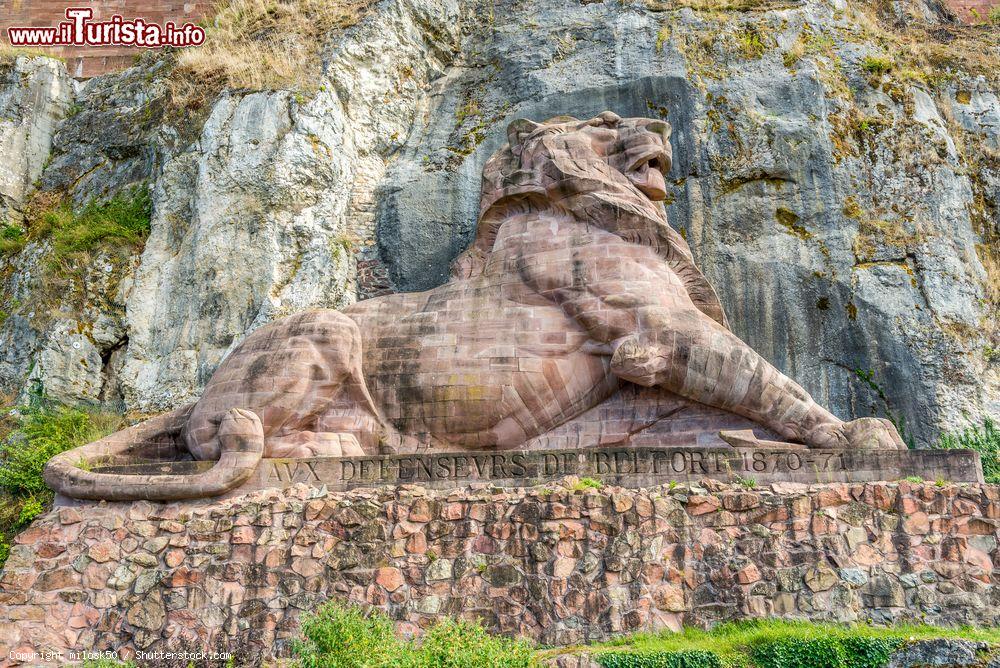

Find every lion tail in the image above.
[44,405,264,502]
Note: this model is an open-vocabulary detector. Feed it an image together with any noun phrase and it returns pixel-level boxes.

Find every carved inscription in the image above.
[258,447,863,487]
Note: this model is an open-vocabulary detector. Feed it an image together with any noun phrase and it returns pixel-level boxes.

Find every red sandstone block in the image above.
[814,486,850,508]
[687,495,720,515]
[231,526,254,544]
[735,564,761,584]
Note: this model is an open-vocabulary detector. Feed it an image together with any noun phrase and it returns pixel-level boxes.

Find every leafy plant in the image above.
[752,636,901,668]
[752,637,844,668]
[838,636,902,668]
[0,219,28,256]
[935,418,1000,483]
[0,403,121,495]
[417,617,533,668]
[597,650,722,668]
[294,601,402,668]
[0,400,124,568]
[6,188,152,269]
[17,495,45,525]
[573,477,603,491]
[655,25,671,53]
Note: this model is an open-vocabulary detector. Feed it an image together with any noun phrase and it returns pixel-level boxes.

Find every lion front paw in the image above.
[805,418,907,450]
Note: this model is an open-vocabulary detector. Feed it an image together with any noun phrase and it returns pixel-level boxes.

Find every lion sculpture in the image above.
[46,111,905,501]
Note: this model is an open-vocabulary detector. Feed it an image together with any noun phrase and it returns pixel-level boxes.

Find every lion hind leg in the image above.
[184,310,389,460]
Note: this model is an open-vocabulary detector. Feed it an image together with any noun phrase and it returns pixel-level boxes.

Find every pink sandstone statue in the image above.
[45,111,906,501]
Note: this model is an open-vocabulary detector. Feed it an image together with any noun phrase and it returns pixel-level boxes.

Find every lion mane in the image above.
[449,113,728,327]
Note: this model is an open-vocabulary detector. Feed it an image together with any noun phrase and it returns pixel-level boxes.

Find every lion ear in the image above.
[506,119,541,153]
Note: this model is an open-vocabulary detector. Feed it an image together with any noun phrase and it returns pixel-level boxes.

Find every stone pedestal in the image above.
[5,476,1000,666]
[74,446,983,501]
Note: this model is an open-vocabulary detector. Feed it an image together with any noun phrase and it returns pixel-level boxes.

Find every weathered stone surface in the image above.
[3,479,1000,664]
[0,0,461,412]
[0,57,74,398]
[887,639,991,667]
[125,591,165,631]
[374,567,405,592]
[0,56,169,404]
[804,563,840,592]
[117,0,462,413]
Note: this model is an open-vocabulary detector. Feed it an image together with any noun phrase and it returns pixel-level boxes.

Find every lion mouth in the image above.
[626,151,669,201]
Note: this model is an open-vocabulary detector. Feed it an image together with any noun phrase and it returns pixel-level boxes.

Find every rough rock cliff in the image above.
[0,0,996,443]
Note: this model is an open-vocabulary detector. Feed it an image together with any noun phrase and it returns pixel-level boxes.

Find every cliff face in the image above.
[0,0,996,443]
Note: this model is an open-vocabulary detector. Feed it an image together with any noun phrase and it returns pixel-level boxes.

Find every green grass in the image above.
[0,399,124,569]
[569,620,1000,668]
[1,187,152,262]
[37,188,152,260]
[0,220,27,256]
[860,55,893,76]
[294,607,1000,668]
[293,601,532,667]
[935,417,1000,484]
[734,27,767,59]
[572,477,604,491]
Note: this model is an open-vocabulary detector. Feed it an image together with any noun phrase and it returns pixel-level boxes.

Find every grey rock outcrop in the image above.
[0,57,73,220]
[887,639,991,667]
[0,56,73,401]
[0,0,995,441]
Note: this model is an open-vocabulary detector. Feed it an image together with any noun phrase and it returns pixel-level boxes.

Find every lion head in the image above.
[451,111,727,326]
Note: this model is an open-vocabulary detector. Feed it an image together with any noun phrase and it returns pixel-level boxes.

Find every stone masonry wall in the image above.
[1,478,1000,666]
